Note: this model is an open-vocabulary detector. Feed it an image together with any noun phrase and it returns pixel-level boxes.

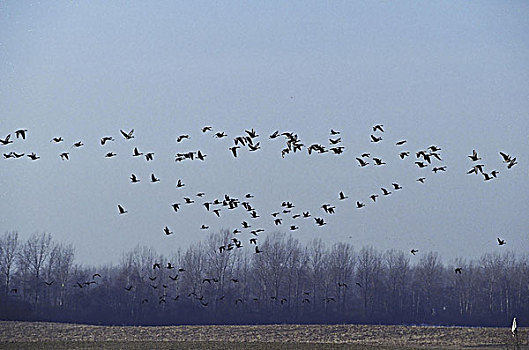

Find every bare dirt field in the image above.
[0,321,527,349]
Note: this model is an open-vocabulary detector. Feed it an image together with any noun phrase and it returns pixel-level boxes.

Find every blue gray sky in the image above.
[1,1,528,265]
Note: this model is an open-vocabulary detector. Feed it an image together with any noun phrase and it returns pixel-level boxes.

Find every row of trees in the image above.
[1,230,527,326]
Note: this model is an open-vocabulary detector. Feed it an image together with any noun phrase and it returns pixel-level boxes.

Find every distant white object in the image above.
[511,317,517,337]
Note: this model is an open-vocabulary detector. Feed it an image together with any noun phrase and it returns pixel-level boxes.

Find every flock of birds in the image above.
[2,124,520,300]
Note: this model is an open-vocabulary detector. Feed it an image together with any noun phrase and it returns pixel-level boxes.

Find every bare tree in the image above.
[356,246,383,320]
[384,249,410,321]
[0,231,19,298]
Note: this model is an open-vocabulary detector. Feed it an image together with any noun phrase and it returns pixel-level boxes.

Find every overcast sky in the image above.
[1,1,528,266]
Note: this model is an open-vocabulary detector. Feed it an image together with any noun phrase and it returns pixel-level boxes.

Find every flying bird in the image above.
[164,226,173,235]
[0,134,12,145]
[410,249,418,255]
[15,129,27,139]
[100,136,114,145]
[132,147,143,157]
[151,174,160,183]
[497,237,506,245]
[130,174,140,183]
[468,150,481,161]
[117,205,127,214]
[373,124,384,132]
[50,137,63,143]
[120,129,134,140]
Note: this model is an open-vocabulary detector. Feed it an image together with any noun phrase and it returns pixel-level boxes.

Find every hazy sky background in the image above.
[1,1,528,266]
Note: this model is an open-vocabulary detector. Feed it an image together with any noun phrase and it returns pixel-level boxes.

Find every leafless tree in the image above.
[18,232,53,307]
[0,231,19,298]
[356,246,383,319]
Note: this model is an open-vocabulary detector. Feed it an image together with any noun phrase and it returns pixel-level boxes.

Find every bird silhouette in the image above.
[105,152,116,158]
[117,205,127,214]
[339,192,348,200]
[132,147,143,157]
[381,188,391,196]
[164,226,173,235]
[370,135,382,143]
[392,183,402,190]
[416,177,426,183]
[255,246,263,253]
[100,136,114,145]
[27,152,40,160]
[410,249,418,255]
[60,152,69,160]
[144,152,154,161]
[202,126,212,133]
[373,124,384,132]
[72,141,84,148]
[51,137,63,143]
[497,237,506,245]
[130,174,140,183]
[120,129,134,140]
[395,140,407,145]
[468,150,481,161]
[356,201,365,209]
[454,268,462,274]
[15,129,27,139]
[356,157,369,167]
[151,174,160,183]
[0,134,13,145]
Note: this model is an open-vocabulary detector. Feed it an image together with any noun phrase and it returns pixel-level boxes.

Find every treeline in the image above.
[0,230,527,326]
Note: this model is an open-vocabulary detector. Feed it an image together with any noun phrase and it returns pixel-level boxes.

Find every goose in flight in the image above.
[381,188,391,196]
[176,134,189,142]
[150,173,160,183]
[130,174,140,183]
[370,135,382,143]
[72,141,84,148]
[395,140,407,146]
[100,136,114,145]
[27,152,40,160]
[255,246,263,254]
[392,183,402,190]
[356,201,365,209]
[105,152,116,158]
[202,126,212,133]
[373,124,384,132]
[373,157,386,166]
[314,217,326,226]
[145,152,154,161]
[369,194,378,202]
[50,137,63,143]
[454,268,462,274]
[245,128,259,138]
[132,147,143,157]
[117,204,127,214]
[172,203,181,212]
[215,131,227,138]
[410,249,418,255]
[356,157,369,167]
[468,150,481,161]
[229,146,240,157]
[432,166,446,173]
[15,129,27,139]
[120,129,134,140]
[399,151,410,159]
[164,226,173,235]
[499,151,512,163]
[497,237,506,245]
[416,177,426,183]
[60,152,69,160]
[176,179,185,188]
[339,191,348,200]
[330,129,341,135]
[0,134,13,145]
